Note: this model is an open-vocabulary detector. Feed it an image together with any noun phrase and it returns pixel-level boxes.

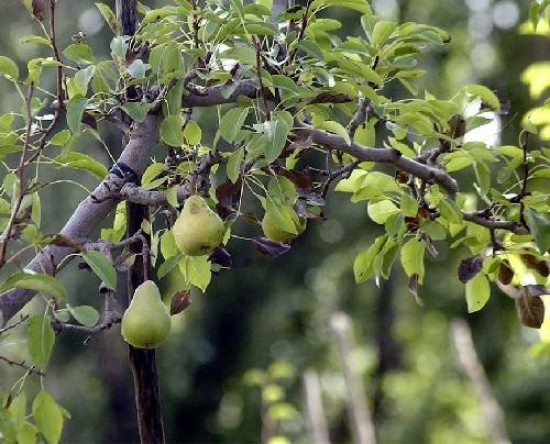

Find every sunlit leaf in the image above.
[465,272,490,313]
[27,315,55,369]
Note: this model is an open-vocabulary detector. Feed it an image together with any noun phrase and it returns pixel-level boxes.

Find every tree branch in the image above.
[297,123,459,197]
[0,113,162,323]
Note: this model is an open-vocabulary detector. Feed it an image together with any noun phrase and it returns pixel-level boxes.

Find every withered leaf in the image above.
[497,260,514,285]
[32,0,45,21]
[208,246,232,269]
[516,293,545,329]
[170,290,192,315]
[252,237,291,257]
[458,256,483,283]
[521,254,550,277]
[407,274,423,307]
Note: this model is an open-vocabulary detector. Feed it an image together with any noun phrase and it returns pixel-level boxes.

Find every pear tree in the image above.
[0,0,549,442]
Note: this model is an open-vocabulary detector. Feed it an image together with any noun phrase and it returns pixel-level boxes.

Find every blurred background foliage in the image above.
[2,0,550,443]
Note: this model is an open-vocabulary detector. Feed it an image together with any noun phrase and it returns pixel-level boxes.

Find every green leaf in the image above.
[126,59,148,78]
[368,200,399,224]
[66,97,88,135]
[311,0,372,14]
[317,121,351,145]
[32,391,64,444]
[265,200,299,234]
[27,315,55,369]
[67,305,100,327]
[95,3,119,33]
[0,272,68,300]
[464,84,500,111]
[183,120,201,145]
[122,102,149,122]
[263,119,291,163]
[439,199,463,224]
[0,56,19,80]
[400,193,418,217]
[63,43,95,65]
[53,152,108,179]
[178,255,212,292]
[20,35,52,47]
[158,254,182,279]
[109,36,130,59]
[166,186,179,208]
[372,21,396,46]
[296,40,325,61]
[268,176,297,205]
[220,108,249,143]
[400,237,426,284]
[17,422,37,444]
[227,149,244,183]
[81,250,117,290]
[353,235,387,283]
[465,272,490,313]
[525,208,550,253]
[69,65,96,98]
[219,46,256,66]
[160,115,182,147]
[160,229,179,259]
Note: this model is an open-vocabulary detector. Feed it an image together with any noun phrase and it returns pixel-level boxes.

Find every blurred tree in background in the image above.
[1,1,550,443]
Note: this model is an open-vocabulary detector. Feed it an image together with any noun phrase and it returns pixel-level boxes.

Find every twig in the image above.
[0,84,35,269]
[252,36,270,120]
[54,291,122,337]
[331,312,376,444]
[0,355,45,377]
[0,113,162,323]
[348,99,371,140]
[296,122,459,197]
[0,315,30,336]
[451,319,511,444]
[462,212,528,235]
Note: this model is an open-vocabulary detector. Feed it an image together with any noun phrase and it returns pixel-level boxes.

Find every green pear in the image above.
[121,280,171,349]
[262,207,306,243]
[173,195,225,256]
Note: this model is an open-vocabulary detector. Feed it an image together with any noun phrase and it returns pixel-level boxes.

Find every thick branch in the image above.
[298,124,459,197]
[0,114,162,323]
[462,212,528,235]
[119,183,187,206]
[181,79,260,107]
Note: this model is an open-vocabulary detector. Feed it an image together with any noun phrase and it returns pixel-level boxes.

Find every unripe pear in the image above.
[262,208,306,243]
[121,280,171,349]
[173,195,225,256]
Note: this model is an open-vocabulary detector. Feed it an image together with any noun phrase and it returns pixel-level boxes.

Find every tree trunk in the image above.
[117,2,166,442]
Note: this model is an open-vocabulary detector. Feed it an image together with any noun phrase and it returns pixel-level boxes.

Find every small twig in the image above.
[462,212,528,234]
[518,131,529,227]
[0,355,45,377]
[0,315,30,336]
[54,291,122,338]
[0,84,35,269]
[252,36,270,120]
[348,99,371,140]
[49,0,64,106]
[321,160,361,198]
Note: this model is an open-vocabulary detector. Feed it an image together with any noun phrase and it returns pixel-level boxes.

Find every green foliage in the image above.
[0,0,549,441]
